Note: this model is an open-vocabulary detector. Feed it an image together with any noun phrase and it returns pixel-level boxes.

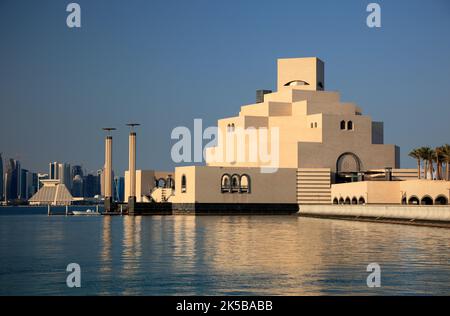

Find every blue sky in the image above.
[1,0,449,175]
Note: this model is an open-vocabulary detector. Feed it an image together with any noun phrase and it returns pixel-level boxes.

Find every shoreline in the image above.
[299,204,450,228]
[299,213,450,229]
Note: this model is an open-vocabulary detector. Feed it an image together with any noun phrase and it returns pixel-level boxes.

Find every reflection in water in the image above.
[0,214,450,295]
[121,216,142,295]
[101,216,112,273]
[173,216,197,271]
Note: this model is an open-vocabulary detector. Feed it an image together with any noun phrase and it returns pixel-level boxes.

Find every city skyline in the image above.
[1,154,126,203]
[1,0,450,176]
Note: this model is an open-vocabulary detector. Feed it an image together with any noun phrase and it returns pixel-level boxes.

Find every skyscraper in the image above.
[114,176,124,202]
[70,165,83,197]
[83,173,101,198]
[49,162,59,180]
[49,161,71,190]
[20,169,28,200]
[5,159,20,201]
[58,163,71,190]
[71,175,83,197]
[29,172,38,198]
[0,153,4,201]
[71,165,83,180]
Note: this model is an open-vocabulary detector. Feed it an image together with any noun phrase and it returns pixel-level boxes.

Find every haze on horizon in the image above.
[1,0,450,175]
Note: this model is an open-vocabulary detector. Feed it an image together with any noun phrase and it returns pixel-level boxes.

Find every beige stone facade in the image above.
[125,170,155,202]
[171,57,402,207]
[171,166,296,204]
[331,180,450,205]
[204,57,399,173]
[122,57,445,209]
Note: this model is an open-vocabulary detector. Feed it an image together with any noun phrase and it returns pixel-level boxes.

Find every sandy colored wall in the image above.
[399,180,450,202]
[124,170,155,202]
[172,166,297,204]
[300,204,450,222]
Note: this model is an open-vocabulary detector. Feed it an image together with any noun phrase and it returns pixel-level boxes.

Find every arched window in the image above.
[421,196,433,205]
[358,197,366,205]
[435,195,448,205]
[231,174,240,192]
[340,120,346,130]
[314,122,318,128]
[352,197,358,205]
[231,123,235,132]
[221,174,231,193]
[284,80,310,86]
[336,152,361,174]
[402,197,407,205]
[240,174,251,193]
[310,123,314,128]
[347,121,353,130]
[344,197,351,204]
[333,198,339,205]
[181,174,187,193]
[408,196,419,205]
[339,197,344,205]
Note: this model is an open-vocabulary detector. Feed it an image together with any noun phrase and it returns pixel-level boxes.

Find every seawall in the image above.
[299,204,450,228]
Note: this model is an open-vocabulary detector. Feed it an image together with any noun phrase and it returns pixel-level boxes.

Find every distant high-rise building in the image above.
[30,172,38,198]
[58,163,71,190]
[49,162,59,180]
[49,162,71,189]
[0,153,4,201]
[19,169,38,200]
[71,165,83,179]
[71,175,83,197]
[70,165,84,197]
[20,169,28,200]
[83,173,101,198]
[5,159,20,201]
[114,176,124,202]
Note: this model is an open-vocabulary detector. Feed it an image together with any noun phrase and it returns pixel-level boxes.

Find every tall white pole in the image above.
[129,132,136,198]
[104,136,113,198]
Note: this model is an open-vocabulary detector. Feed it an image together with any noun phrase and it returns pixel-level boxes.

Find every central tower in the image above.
[277,57,324,91]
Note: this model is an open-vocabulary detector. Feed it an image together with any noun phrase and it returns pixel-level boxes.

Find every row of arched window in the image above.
[333,196,366,205]
[402,195,448,205]
[221,174,251,193]
[332,195,449,205]
[340,120,353,130]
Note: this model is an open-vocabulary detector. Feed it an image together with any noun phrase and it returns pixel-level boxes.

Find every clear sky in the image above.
[1,0,449,175]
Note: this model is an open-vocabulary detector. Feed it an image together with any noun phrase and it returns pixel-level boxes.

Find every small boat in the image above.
[71,209,101,216]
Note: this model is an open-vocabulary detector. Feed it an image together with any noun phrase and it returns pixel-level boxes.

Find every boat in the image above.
[71,209,101,216]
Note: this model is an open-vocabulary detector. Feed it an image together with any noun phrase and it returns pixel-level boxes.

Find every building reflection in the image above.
[121,216,142,295]
[173,216,197,264]
[196,216,328,295]
[100,216,112,273]
[96,215,450,295]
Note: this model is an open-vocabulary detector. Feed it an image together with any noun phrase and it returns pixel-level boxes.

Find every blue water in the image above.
[0,207,449,295]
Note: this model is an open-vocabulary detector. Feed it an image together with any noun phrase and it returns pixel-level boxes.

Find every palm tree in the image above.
[435,146,445,180]
[419,147,434,180]
[442,144,450,181]
[408,148,422,179]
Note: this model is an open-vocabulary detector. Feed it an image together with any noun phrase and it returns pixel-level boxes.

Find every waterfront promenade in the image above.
[299,205,450,228]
